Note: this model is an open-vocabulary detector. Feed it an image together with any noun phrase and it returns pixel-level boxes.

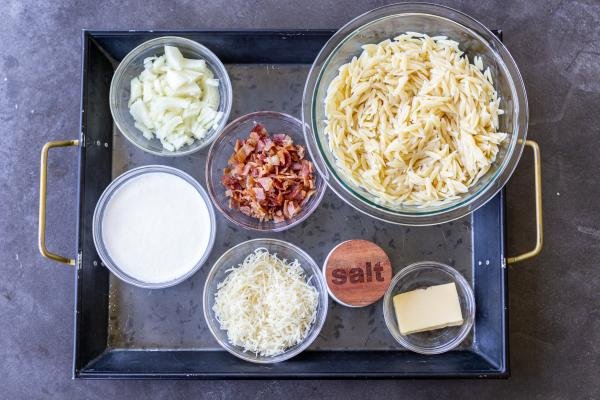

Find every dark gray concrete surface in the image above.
[1,0,598,398]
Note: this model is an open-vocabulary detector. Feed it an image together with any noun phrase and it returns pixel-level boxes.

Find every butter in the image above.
[392,282,464,335]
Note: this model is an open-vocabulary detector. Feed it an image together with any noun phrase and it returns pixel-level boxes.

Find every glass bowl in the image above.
[302,3,528,225]
[92,165,216,289]
[109,36,232,156]
[382,261,475,354]
[203,238,329,363]
[206,111,327,232]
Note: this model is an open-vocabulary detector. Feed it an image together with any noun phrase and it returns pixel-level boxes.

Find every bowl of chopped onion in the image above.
[110,36,232,156]
[302,3,529,225]
[206,111,326,232]
[203,238,328,363]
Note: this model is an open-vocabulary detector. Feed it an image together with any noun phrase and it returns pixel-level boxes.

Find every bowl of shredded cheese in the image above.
[302,3,528,225]
[203,238,328,363]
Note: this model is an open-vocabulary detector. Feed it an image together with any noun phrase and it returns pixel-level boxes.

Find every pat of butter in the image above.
[392,282,463,335]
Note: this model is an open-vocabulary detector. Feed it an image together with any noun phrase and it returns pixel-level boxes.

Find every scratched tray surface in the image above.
[76,30,506,378]
[108,63,475,352]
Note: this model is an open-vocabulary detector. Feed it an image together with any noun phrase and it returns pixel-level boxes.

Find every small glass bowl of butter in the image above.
[382,261,475,355]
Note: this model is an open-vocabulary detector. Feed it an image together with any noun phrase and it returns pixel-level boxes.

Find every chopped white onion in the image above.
[164,45,184,70]
[128,45,222,151]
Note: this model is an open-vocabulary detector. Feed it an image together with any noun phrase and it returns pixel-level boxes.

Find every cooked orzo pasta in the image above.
[324,32,507,206]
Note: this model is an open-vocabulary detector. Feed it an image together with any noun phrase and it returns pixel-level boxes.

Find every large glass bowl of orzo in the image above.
[302,3,528,225]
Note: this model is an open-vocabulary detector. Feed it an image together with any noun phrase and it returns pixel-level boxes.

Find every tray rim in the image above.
[74,29,508,379]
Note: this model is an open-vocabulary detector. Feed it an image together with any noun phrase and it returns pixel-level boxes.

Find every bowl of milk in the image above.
[93,165,216,288]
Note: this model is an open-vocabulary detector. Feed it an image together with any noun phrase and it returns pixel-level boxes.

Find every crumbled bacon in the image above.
[221,123,317,222]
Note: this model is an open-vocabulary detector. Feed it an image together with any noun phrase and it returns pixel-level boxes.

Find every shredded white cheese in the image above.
[324,33,508,206]
[128,45,223,151]
[213,248,319,357]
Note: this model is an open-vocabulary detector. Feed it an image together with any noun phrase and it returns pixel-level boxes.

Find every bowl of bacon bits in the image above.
[206,111,326,231]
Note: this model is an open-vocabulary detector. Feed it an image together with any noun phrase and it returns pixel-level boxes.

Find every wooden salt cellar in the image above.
[323,239,392,307]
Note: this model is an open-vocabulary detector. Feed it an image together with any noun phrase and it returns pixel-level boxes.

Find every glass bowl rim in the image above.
[109,35,233,157]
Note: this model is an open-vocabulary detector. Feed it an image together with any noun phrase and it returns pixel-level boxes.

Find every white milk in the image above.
[101,172,211,284]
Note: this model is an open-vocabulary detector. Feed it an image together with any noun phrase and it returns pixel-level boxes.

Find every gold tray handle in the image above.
[507,140,543,264]
[38,139,80,266]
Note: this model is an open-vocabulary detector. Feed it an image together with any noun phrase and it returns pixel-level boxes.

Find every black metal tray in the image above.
[72,30,508,379]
